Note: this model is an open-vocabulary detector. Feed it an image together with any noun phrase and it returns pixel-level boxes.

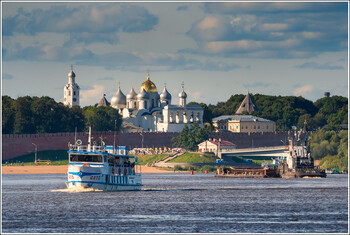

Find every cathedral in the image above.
[100,73,204,132]
[63,66,203,132]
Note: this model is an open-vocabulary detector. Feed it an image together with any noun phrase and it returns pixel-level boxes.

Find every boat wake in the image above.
[50,188,103,193]
[142,188,206,191]
[51,188,206,193]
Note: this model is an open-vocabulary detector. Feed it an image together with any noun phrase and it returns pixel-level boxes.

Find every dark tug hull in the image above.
[280,169,327,178]
[215,167,326,178]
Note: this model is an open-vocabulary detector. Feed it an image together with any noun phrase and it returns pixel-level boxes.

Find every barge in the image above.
[215,166,279,178]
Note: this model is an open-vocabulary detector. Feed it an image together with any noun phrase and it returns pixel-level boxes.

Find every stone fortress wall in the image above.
[2,131,290,161]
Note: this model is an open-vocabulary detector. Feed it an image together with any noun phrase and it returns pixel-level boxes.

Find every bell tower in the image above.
[64,65,80,107]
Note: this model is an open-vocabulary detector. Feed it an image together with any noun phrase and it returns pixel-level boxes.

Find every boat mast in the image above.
[88,126,92,151]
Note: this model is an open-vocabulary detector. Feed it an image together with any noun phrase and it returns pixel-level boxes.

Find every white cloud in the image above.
[301,32,321,39]
[260,23,288,31]
[80,84,105,107]
[293,85,313,97]
[198,16,220,30]
[190,91,203,101]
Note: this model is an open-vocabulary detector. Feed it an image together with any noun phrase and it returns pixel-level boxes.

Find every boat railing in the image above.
[69,144,105,152]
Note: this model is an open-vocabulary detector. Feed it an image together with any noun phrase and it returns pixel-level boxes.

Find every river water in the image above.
[2,173,348,233]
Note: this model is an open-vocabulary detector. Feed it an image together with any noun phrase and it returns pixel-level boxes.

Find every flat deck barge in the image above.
[215,167,279,178]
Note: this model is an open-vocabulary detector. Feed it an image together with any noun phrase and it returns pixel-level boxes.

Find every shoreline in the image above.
[1,165,182,174]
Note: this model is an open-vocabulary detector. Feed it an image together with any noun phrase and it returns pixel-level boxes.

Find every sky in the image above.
[2,1,349,107]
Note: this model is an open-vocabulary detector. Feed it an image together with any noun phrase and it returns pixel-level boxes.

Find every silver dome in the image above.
[110,88,126,106]
[137,88,149,100]
[68,70,76,78]
[68,65,76,77]
[127,87,137,100]
[179,90,187,99]
[160,87,171,100]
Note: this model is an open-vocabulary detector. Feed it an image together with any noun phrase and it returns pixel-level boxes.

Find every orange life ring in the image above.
[112,167,115,175]
[124,168,127,175]
[285,146,289,150]
[82,163,90,167]
[118,168,121,175]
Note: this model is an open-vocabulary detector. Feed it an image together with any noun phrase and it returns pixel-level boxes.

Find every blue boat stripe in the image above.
[68,163,104,166]
[66,180,142,186]
[68,171,101,177]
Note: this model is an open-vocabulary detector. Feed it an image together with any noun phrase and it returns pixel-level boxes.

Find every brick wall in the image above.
[2,131,291,161]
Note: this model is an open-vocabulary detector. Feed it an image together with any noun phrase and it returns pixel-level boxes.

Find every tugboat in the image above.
[278,137,326,178]
[66,127,142,191]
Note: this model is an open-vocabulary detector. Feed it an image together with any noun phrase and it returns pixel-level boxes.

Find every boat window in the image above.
[70,154,103,162]
[108,156,115,166]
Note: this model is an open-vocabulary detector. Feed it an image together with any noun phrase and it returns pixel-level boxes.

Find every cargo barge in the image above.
[215,166,279,178]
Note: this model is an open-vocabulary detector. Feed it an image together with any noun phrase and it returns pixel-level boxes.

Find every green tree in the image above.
[309,129,348,171]
[2,95,15,134]
[13,96,35,134]
[82,106,122,131]
[172,123,210,151]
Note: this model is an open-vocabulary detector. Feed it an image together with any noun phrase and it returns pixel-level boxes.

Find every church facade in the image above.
[106,73,204,132]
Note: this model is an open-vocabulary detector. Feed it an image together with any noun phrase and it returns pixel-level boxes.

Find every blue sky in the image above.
[2,1,348,107]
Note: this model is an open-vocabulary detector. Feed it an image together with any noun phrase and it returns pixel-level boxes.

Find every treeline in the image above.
[192,94,348,131]
[2,94,348,134]
[172,123,211,151]
[2,96,122,134]
[310,129,348,171]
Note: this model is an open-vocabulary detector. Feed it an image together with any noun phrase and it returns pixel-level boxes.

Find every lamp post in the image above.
[32,143,37,165]
[217,138,221,158]
[139,132,144,149]
[113,119,117,153]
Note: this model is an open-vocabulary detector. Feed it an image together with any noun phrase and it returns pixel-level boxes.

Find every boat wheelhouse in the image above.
[66,128,142,191]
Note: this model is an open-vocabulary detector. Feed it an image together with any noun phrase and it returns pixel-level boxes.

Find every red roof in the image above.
[208,140,235,146]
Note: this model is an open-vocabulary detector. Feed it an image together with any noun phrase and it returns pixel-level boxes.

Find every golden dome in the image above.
[140,73,157,93]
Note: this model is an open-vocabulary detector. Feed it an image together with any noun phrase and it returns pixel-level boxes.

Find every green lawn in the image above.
[168,152,218,163]
[3,150,68,164]
[135,154,171,165]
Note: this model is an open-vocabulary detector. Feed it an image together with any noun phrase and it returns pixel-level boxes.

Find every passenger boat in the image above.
[66,127,142,191]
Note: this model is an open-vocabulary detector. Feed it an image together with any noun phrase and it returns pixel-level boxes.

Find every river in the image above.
[2,173,348,233]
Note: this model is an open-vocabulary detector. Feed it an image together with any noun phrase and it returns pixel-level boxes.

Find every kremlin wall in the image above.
[2,131,289,161]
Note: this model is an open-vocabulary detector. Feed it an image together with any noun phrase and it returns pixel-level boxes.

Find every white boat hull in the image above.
[66,181,142,191]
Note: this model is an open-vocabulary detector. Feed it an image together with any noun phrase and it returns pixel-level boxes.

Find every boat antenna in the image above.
[113,119,117,154]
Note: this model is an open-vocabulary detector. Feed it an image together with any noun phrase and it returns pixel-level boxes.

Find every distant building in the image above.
[63,65,80,107]
[236,92,259,114]
[97,94,110,107]
[324,92,330,98]
[198,139,236,154]
[212,115,276,133]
